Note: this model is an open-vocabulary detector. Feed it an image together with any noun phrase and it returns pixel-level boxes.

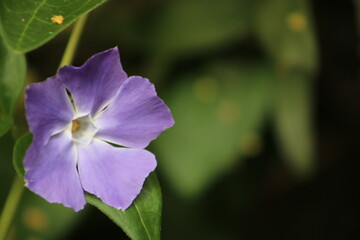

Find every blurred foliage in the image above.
[273,71,315,177]
[148,0,318,197]
[151,0,249,58]
[253,0,317,178]
[254,0,317,71]
[154,61,274,197]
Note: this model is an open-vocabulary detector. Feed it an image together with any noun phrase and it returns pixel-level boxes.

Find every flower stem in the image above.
[59,13,88,67]
[0,176,24,240]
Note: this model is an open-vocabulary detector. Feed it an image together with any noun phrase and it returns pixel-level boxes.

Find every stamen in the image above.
[71,120,80,132]
[70,116,98,145]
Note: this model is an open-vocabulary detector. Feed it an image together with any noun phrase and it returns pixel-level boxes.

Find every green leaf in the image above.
[13,133,32,178]
[86,172,162,240]
[153,61,274,197]
[0,0,107,53]
[273,71,315,178]
[254,0,317,72]
[0,36,26,137]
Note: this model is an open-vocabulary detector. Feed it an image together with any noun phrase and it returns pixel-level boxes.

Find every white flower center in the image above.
[71,115,98,145]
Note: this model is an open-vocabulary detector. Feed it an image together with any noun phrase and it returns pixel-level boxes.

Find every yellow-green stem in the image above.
[59,14,88,67]
[0,176,24,240]
[0,14,88,240]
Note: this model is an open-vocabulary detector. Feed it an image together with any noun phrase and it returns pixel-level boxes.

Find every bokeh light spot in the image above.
[287,12,306,32]
[23,207,48,231]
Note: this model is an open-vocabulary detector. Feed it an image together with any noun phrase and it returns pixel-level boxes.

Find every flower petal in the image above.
[77,139,156,210]
[24,132,85,211]
[94,76,175,148]
[25,76,74,145]
[58,48,128,117]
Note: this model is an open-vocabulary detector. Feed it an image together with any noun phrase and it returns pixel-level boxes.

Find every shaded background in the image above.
[1,0,359,239]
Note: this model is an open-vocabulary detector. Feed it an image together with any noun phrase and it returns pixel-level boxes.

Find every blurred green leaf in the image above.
[152,0,249,58]
[0,0,107,53]
[0,36,26,137]
[13,133,32,178]
[86,172,162,240]
[273,71,315,177]
[254,0,317,71]
[153,61,274,197]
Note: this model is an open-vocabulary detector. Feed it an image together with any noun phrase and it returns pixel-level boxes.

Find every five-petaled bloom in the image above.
[24,48,174,211]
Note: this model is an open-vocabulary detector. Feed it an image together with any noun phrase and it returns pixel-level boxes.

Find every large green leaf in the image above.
[273,71,315,178]
[0,36,26,137]
[0,0,107,53]
[254,0,317,72]
[86,172,162,240]
[153,61,274,197]
[148,0,250,81]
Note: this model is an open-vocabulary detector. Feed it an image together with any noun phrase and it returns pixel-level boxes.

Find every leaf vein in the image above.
[16,0,47,49]
[134,202,152,240]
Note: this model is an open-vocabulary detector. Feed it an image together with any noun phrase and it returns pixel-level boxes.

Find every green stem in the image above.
[0,176,24,240]
[59,14,88,67]
[0,14,89,240]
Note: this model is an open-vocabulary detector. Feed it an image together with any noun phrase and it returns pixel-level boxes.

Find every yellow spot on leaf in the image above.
[72,120,80,132]
[287,13,306,32]
[23,208,48,231]
[51,15,64,25]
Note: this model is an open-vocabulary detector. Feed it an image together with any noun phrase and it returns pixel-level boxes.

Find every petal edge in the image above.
[95,76,175,148]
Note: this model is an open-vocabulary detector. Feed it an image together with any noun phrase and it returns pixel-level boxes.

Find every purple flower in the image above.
[24,48,174,211]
